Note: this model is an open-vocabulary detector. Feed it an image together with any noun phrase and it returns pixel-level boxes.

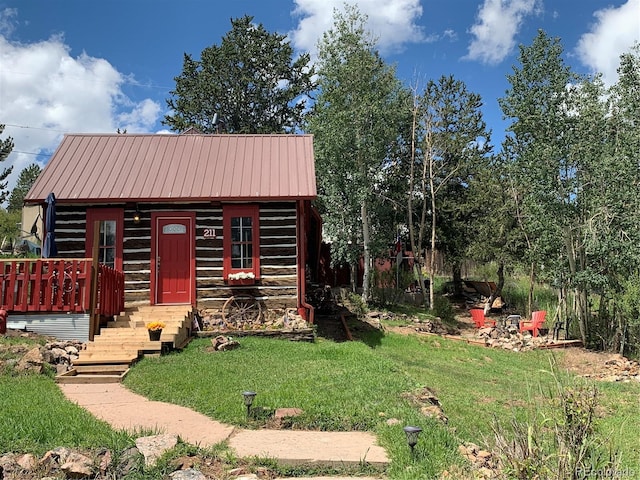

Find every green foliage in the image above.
[498,33,640,348]
[164,15,315,134]
[0,208,21,246]
[501,276,557,315]
[0,125,14,204]
[492,364,620,479]
[308,6,410,301]
[370,265,414,307]
[339,289,368,319]
[8,163,41,211]
[429,295,455,324]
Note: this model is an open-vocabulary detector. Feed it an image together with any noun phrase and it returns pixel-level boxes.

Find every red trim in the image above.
[297,200,315,324]
[223,205,260,280]
[85,208,124,271]
[151,212,196,306]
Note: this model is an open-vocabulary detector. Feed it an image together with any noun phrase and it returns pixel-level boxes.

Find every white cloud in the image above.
[0,15,162,193]
[290,0,425,57]
[0,7,17,36]
[465,0,540,65]
[576,0,640,86]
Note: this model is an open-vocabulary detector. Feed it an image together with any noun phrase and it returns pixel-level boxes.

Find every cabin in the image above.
[17,132,320,340]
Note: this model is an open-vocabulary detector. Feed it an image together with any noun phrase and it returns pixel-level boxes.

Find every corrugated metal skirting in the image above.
[7,313,90,342]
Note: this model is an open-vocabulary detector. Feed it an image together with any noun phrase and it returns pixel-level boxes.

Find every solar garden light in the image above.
[242,391,257,417]
[403,426,422,455]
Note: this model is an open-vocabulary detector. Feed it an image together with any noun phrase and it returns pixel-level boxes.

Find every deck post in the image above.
[88,221,100,341]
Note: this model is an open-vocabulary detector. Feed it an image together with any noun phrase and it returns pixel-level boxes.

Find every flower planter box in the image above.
[227,277,256,286]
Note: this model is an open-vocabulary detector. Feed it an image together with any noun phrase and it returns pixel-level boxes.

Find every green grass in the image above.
[3,325,639,478]
[0,374,133,455]
[123,333,640,477]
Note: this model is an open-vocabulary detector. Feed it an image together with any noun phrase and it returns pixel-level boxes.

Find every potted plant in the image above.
[146,321,166,341]
[227,271,256,285]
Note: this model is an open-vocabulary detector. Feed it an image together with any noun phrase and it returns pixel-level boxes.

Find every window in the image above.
[86,208,124,271]
[223,205,260,279]
[98,220,117,268]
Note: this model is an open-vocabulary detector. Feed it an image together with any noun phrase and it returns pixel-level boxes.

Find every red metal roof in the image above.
[25,133,316,203]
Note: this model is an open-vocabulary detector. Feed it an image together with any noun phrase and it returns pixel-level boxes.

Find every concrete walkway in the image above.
[58,383,388,477]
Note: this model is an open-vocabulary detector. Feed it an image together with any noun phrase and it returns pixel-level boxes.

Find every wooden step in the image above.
[56,367,129,384]
[63,305,192,383]
[86,340,166,350]
[74,364,129,374]
[73,354,139,365]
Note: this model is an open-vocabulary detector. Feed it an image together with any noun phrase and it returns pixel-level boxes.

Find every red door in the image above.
[155,215,194,304]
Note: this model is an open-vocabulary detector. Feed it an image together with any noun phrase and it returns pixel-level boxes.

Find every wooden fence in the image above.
[0,258,124,316]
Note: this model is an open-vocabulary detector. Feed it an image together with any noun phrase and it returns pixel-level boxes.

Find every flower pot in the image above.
[149,329,162,341]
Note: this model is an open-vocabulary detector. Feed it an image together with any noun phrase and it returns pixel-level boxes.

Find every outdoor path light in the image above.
[242,391,257,417]
[403,426,422,454]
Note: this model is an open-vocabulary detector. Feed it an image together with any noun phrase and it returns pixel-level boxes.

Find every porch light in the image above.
[133,209,141,224]
[403,426,422,455]
[242,391,257,417]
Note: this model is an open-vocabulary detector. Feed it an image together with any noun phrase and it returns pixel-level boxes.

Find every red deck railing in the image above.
[0,258,124,316]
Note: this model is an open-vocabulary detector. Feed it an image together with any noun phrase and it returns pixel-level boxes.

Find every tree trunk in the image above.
[563,228,587,345]
[485,262,504,315]
[361,201,371,304]
[452,264,462,297]
[428,156,437,309]
[528,262,535,317]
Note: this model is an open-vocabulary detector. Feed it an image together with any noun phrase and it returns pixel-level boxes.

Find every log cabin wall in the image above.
[53,202,299,310]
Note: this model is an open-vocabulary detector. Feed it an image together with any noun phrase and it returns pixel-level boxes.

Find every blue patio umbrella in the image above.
[42,192,58,258]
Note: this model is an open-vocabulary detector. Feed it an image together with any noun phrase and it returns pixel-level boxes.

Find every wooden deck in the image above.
[56,305,193,384]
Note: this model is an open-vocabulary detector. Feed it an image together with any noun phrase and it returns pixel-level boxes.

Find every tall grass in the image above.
[501,276,558,315]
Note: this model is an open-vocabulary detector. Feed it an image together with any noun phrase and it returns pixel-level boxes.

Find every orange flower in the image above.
[146,321,166,331]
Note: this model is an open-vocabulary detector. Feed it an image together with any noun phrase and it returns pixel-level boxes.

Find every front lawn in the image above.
[2,325,638,478]
[123,332,640,477]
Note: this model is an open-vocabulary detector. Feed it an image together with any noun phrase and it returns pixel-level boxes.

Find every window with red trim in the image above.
[85,208,124,271]
[223,205,260,279]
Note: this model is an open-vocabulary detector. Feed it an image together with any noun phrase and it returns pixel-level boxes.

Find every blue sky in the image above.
[0,0,638,192]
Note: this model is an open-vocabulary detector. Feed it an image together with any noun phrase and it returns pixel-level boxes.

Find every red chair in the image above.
[470,309,497,328]
[519,310,547,337]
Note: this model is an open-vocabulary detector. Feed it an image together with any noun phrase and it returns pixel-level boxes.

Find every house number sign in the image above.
[203,228,216,239]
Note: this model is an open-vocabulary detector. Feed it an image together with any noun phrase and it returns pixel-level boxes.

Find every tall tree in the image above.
[0,125,14,204]
[8,163,41,212]
[407,76,491,307]
[500,31,592,338]
[590,45,640,353]
[307,6,409,302]
[164,15,315,134]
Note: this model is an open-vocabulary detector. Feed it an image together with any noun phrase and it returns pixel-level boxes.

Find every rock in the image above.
[50,347,68,361]
[60,451,94,479]
[274,408,303,420]
[169,468,209,480]
[16,453,36,471]
[228,467,251,476]
[171,455,197,470]
[117,447,142,477]
[386,418,401,426]
[16,346,44,373]
[40,446,72,468]
[212,335,240,351]
[65,345,79,355]
[135,433,178,466]
[97,449,112,474]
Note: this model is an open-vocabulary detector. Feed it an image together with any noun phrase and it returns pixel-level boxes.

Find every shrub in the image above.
[430,296,454,324]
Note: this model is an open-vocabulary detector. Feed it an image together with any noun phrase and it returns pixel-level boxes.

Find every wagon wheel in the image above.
[222,295,263,329]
